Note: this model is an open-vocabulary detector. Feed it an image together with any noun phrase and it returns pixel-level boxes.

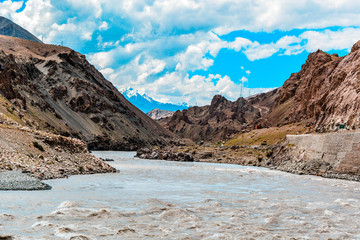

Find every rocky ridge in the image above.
[160,95,261,142]
[162,41,360,142]
[259,42,360,132]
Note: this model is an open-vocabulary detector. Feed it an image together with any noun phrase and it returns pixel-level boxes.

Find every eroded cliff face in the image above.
[0,35,175,150]
[161,95,261,141]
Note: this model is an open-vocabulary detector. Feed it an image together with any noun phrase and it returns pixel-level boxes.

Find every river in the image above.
[1,151,360,239]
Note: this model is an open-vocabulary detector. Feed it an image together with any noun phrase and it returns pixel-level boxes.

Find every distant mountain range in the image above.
[0,16,41,42]
[120,88,189,113]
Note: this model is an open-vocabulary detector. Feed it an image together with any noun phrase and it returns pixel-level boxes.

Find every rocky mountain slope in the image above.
[0,16,41,43]
[160,95,261,141]
[266,43,360,132]
[139,40,360,182]
[147,109,174,120]
[0,34,175,150]
[162,41,360,142]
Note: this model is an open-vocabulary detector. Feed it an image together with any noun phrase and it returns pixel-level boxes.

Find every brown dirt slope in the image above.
[0,35,176,150]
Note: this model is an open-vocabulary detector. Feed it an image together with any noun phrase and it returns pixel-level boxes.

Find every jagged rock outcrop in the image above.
[268,44,360,131]
[0,35,175,150]
[161,95,261,141]
[147,109,174,120]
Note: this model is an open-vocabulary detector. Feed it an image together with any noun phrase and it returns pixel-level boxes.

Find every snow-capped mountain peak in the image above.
[120,87,189,113]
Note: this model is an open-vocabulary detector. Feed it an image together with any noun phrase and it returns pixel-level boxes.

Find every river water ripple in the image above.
[1,151,360,239]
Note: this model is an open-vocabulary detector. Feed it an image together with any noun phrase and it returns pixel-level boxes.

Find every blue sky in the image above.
[0,0,359,105]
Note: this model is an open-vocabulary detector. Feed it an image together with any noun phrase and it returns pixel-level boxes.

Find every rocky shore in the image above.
[136,147,195,162]
[136,143,273,166]
[0,125,117,181]
[0,171,51,191]
[137,131,360,182]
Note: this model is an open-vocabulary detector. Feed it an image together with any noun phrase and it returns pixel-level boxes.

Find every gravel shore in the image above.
[0,171,51,191]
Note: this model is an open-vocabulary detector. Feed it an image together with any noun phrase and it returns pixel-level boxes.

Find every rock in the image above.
[183,153,194,162]
[136,148,194,162]
[198,151,213,159]
[150,151,159,159]
[0,236,13,240]
[101,158,114,162]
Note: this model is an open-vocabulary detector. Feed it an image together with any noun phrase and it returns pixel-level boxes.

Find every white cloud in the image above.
[240,76,248,83]
[99,68,114,78]
[88,50,115,69]
[300,28,360,52]
[5,0,360,106]
[99,21,109,31]
[244,42,278,61]
[64,0,102,18]
[241,28,360,61]
[10,0,59,40]
[0,0,23,18]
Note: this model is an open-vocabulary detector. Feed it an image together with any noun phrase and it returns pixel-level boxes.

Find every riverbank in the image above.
[0,125,117,180]
[137,131,360,182]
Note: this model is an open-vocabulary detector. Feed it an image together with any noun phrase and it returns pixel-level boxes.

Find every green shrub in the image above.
[33,141,45,152]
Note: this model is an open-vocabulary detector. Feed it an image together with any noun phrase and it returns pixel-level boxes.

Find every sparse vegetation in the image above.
[226,123,309,147]
[33,141,45,152]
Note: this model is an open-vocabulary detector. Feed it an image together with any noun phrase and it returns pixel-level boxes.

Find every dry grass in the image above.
[226,123,310,146]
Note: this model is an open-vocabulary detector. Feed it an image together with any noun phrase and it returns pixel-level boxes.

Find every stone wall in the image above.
[270,131,360,181]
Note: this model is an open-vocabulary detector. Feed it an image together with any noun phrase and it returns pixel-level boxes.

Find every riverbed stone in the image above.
[0,171,52,191]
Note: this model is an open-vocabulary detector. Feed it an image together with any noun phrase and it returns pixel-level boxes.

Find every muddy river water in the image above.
[1,151,360,239]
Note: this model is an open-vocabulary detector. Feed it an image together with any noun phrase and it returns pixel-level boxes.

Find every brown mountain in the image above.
[160,95,261,141]
[163,40,360,142]
[266,42,360,131]
[0,34,175,150]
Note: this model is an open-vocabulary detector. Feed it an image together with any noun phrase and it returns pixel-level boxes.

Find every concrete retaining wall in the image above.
[271,131,360,181]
